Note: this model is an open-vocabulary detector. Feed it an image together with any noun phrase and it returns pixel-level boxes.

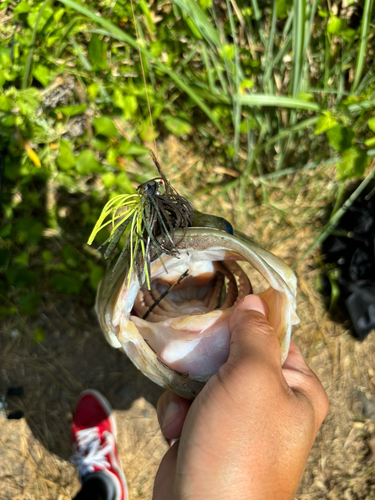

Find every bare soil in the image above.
[1,137,375,499]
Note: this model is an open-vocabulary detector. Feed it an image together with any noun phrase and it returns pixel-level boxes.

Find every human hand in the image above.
[154,294,329,500]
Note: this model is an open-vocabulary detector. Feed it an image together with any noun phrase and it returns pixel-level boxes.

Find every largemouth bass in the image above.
[96,211,299,399]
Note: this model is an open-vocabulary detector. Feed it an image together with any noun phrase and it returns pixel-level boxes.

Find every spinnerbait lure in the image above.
[88,151,193,288]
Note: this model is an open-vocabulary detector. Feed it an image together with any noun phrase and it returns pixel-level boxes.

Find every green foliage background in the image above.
[0,0,374,337]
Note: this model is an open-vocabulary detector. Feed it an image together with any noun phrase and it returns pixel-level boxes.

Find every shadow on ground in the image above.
[0,297,164,462]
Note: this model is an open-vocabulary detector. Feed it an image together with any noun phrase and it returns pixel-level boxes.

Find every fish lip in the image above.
[97,226,299,398]
[171,227,298,300]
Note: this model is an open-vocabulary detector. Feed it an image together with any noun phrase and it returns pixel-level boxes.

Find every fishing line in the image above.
[88,5,194,286]
[142,269,189,320]
[129,0,158,159]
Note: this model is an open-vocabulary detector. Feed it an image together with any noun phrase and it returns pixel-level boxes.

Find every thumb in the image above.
[227,294,282,369]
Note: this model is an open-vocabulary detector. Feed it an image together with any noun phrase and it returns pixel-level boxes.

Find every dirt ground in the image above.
[1,138,375,499]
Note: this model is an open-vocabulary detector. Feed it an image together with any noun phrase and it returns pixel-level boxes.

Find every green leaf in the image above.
[336,147,369,180]
[327,16,347,35]
[297,92,314,102]
[364,137,375,147]
[239,79,254,94]
[49,273,83,295]
[149,41,164,57]
[55,0,225,136]
[118,141,149,156]
[220,45,235,61]
[87,82,99,100]
[226,146,235,158]
[15,252,29,267]
[33,64,52,87]
[103,171,133,192]
[16,88,42,113]
[93,116,118,137]
[57,140,76,170]
[0,304,17,320]
[102,172,117,189]
[162,115,192,136]
[326,126,354,153]
[75,149,101,175]
[92,138,108,152]
[0,224,12,239]
[88,35,108,71]
[106,147,118,166]
[27,5,54,32]
[315,112,338,135]
[56,104,87,116]
[14,217,44,244]
[368,117,375,132]
[112,89,126,109]
[4,156,22,180]
[116,172,133,192]
[276,0,293,19]
[53,7,65,23]
[1,115,16,127]
[0,48,12,69]
[46,35,61,47]
[199,0,212,9]
[6,267,38,288]
[19,292,41,316]
[62,244,81,268]
[14,1,31,16]
[33,326,46,343]
[0,250,11,272]
[89,265,104,290]
[238,94,320,112]
[42,250,53,261]
[341,29,356,40]
[0,94,13,112]
[174,0,220,47]
[113,92,138,119]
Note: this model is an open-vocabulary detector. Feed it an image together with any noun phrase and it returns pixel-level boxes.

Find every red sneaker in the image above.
[71,389,128,500]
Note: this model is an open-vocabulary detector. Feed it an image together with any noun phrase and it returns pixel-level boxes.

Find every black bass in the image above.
[96,212,299,399]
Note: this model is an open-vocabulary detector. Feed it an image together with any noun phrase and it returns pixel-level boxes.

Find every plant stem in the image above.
[329,181,345,220]
[22,0,51,89]
[352,0,374,93]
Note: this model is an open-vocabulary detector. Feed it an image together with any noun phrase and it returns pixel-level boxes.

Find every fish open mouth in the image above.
[97,228,299,398]
[130,251,253,377]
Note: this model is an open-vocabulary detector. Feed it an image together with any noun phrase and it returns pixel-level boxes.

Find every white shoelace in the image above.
[71,427,112,478]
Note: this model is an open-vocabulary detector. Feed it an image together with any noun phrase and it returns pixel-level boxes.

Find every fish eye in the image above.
[224,220,234,235]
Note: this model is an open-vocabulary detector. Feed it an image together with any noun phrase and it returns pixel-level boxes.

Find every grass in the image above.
[352,0,375,92]
[0,0,374,327]
[1,5,375,498]
[2,146,375,498]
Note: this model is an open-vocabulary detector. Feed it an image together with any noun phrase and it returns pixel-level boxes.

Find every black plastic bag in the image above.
[322,184,375,339]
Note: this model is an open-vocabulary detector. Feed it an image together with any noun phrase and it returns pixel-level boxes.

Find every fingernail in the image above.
[237,294,269,318]
[162,402,180,433]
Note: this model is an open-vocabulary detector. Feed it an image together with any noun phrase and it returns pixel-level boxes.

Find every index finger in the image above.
[157,390,192,439]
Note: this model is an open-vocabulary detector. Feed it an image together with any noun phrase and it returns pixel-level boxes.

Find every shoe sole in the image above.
[78,389,117,439]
